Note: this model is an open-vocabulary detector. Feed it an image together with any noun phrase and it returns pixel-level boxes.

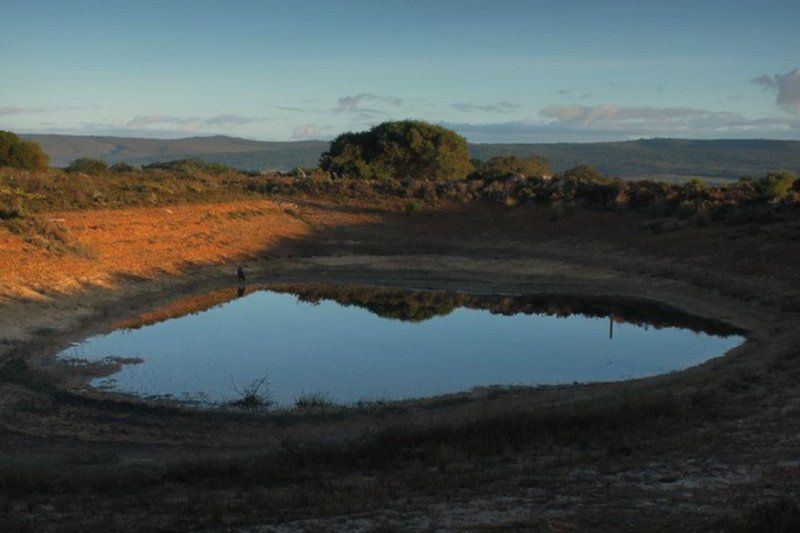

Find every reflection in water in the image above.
[60,285,744,406]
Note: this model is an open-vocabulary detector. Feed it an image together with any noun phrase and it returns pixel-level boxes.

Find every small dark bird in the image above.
[237,265,246,282]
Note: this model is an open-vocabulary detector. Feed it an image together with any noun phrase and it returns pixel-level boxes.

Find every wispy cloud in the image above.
[538,104,748,126]
[444,103,800,142]
[332,93,404,120]
[202,114,264,127]
[557,88,591,100]
[451,101,521,113]
[752,68,800,114]
[0,106,48,116]
[0,104,100,116]
[336,93,403,111]
[115,113,265,131]
[267,104,314,112]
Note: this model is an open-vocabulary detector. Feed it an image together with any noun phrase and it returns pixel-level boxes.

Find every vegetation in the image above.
[2,154,800,237]
[253,165,800,228]
[478,155,550,179]
[65,157,109,174]
[229,377,272,409]
[143,158,236,175]
[758,169,797,201]
[0,161,256,213]
[109,161,135,173]
[0,131,48,170]
[294,393,334,408]
[3,155,800,254]
[321,120,472,181]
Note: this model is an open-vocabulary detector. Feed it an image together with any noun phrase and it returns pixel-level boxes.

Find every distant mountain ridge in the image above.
[23,134,800,179]
[24,134,328,172]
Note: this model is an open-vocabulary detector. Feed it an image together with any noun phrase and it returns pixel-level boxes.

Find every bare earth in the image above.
[1,198,799,530]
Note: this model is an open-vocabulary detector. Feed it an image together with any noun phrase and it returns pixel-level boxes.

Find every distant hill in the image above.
[23,134,800,179]
[24,134,327,171]
[469,138,800,180]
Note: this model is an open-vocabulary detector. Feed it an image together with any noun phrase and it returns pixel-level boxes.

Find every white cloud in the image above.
[752,68,800,113]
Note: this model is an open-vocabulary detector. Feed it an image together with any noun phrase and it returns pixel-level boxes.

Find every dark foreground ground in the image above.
[1,200,800,531]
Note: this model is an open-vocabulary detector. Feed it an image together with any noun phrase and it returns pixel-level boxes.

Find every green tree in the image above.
[480,155,550,179]
[0,131,49,170]
[66,158,109,174]
[321,120,472,181]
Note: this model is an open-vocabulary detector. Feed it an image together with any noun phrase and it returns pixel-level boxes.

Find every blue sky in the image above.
[2,0,799,142]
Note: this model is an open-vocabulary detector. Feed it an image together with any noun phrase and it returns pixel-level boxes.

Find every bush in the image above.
[229,377,272,409]
[143,159,234,175]
[110,161,135,173]
[404,201,421,215]
[0,131,49,170]
[321,120,472,181]
[479,155,551,179]
[684,177,707,191]
[66,158,109,175]
[563,165,607,183]
[294,393,333,408]
[759,169,797,201]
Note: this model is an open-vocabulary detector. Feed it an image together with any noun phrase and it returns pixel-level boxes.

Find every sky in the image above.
[1,0,799,143]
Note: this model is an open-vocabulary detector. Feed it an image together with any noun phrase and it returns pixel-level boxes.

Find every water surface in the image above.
[58,285,744,406]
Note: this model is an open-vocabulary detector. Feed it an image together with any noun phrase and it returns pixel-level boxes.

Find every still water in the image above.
[57,286,744,406]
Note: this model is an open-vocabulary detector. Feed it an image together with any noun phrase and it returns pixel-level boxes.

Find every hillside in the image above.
[23,134,800,178]
[469,138,800,180]
[24,134,327,171]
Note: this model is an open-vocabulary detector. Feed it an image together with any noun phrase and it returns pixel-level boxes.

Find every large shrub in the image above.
[0,131,49,170]
[563,165,608,183]
[479,155,551,179]
[66,158,109,175]
[321,120,472,181]
[110,161,135,173]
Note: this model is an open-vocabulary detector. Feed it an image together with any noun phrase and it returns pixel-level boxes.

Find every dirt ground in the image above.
[1,198,799,531]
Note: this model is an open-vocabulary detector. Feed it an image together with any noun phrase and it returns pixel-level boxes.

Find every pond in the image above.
[57,285,744,407]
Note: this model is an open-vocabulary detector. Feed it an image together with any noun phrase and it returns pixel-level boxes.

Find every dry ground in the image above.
[1,198,799,531]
